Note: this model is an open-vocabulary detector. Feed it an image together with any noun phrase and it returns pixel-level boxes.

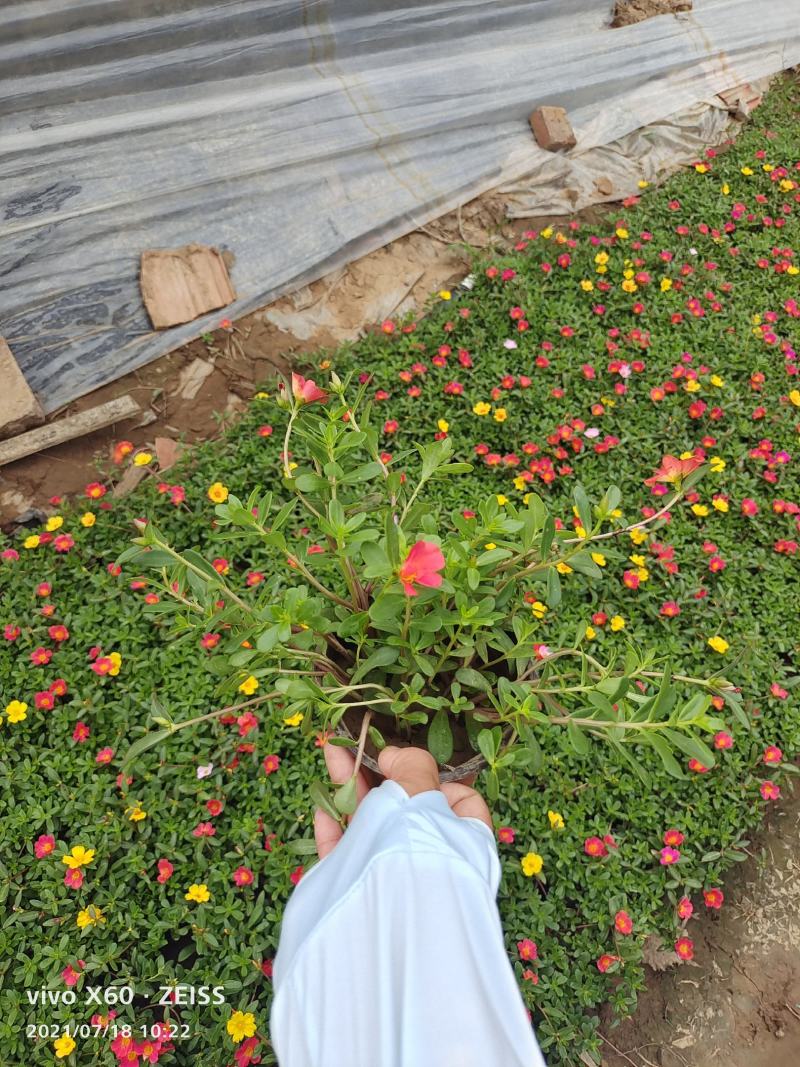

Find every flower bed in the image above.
[2,77,800,1067]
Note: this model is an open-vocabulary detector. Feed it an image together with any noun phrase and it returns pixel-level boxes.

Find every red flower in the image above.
[596,954,621,973]
[30,646,52,666]
[517,939,538,960]
[72,722,90,743]
[3,624,20,641]
[644,454,703,486]
[34,834,56,858]
[233,866,254,887]
[53,534,75,553]
[201,633,220,650]
[290,373,327,405]
[584,836,608,858]
[95,747,114,764]
[688,757,709,773]
[663,829,684,847]
[261,958,274,978]
[49,678,68,697]
[614,910,633,935]
[703,888,724,910]
[263,754,280,775]
[64,868,83,890]
[660,601,681,618]
[397,541,445,597]
[36,582,52,596]
[289,865,304,885]
[35,691,56,711]
[192,822,216,838]
[157,858,174,883]
[760,780,780,800]
[48,624,69,642]
[763,745,783,765]
[675,936,694,960]
[85,482,107,499]
[713,731,733,750]
[497,826,516,844]
[677,897,693,920]
[206,799,224,816]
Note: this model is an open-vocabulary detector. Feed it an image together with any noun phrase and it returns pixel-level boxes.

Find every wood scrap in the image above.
[0,395,140,467]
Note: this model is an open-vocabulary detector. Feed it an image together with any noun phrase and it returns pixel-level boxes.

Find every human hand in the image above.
[314,743,492,859]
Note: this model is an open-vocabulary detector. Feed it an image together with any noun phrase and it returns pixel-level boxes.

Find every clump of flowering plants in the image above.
[120,372,736,811]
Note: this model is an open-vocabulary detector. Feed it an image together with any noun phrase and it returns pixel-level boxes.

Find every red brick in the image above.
[529,106,577,152]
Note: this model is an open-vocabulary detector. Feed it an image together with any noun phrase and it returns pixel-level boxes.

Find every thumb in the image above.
[378,745,440,797]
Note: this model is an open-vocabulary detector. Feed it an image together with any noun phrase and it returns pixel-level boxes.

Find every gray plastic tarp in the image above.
[2,0,800,412]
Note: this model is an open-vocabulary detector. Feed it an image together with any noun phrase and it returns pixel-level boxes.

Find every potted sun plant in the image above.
[120,372,739,816]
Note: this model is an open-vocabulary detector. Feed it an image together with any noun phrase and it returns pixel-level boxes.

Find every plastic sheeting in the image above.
[1,0,799,413]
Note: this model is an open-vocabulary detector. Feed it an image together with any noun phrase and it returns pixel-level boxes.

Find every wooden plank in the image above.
[0,395,140,467]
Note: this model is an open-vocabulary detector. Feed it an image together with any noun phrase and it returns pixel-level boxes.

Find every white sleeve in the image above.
[269,779,547,1067]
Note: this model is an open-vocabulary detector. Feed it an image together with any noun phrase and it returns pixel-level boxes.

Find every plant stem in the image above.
[285,554,352,608]
[352,710,374,779]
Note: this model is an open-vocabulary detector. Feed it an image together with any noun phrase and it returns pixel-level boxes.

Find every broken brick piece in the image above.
[718,84,762,119]
[0,337,44,441]
[140,243,236,329]
[529,106,577,152]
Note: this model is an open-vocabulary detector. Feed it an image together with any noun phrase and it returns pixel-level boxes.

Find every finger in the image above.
[323,742,355,784]
[440,782,493,830]
[314,807,343,859]
[378,745,440,797]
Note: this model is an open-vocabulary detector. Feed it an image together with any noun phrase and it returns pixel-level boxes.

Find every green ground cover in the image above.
[2,77,799,1067]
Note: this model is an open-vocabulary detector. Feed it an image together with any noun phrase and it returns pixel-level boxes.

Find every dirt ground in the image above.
[599,785,800,1067]
[0,194,510,527]
[612,0,692,28]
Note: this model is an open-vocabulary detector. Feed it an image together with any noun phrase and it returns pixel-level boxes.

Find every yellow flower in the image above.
[610,507,622,518]
[541,226,553,239]
[23,534,41,549]
[185,883,211,903]
[63,845,96,870]
[594,252,609,265]
[254,391,270,399]
[591,552,606,567]
[484,543,496,550]
[629,528,647,546]
[610,615,625,632]
[54,1035,76,1059]
[788,266,799,275]
[108,652,122,677]
[496,494,508,506]
[574,525,587,539]
[752,314,762,326]
[695,163,708,174]
[710,455,726,473]
[547,810,565,831]
[685,379,701,393]
[76,905,105,929]
[789,389,800,408]
[763,163,774,173]
[780,178,795,192]
[596,264,607,275]
[615,228,629,239]
[472,402,491,416]
[555,561,572,574]
[5,700,28,723]
[707,636,729,654]
[741,166,753,176]
[691,504,709,517]
[283,711,304,727]
[521,852,543,877]
[712,498,729,513]
[238,675,259,696]
[580,279,594,292]
[208,482,229,503]
[637,180,649,189]
[660,277,672,292]
[636,567,649,581]
[493,408,507,423]
[133,452,152,467]
[80,512,97,527]
[629,554,645,567]
[710,374,724,388]
[623,268,634,280]
[46,515,64,532]
[127,806,147,821]
[513,475,528,492]
[438,290,451,301]
[585,625,596,640]
[227,1011,257,1044]
[721,183,730,195]
[621,279,638,294]
[437,418,449,433]
[530,601,547,620]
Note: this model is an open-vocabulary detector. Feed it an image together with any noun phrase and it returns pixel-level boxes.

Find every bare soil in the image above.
[599,785,800,1067]
[611,0,692,28]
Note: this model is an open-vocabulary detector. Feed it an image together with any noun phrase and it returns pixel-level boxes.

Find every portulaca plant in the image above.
[121,373,739,815]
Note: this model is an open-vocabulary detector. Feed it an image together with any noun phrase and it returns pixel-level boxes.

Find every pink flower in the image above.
[660,600,681,618]
[614,910,633,935]
[263,754,280,775]
[713,731,733,750]
[3,624,20,641]
[663,829,684,847]
[517,939,538,960]
[192,822,216,838]
[290,373,327,405]
[675,936,694,960]
[660,846,681,865]
[644,454,703,486]
[289,865,304,885]
[677,897,693,920]
[688,757,709,773]
[200,633,220,650]
[584,836,608,858]
[64,868,83,890]
[397,540,445,597]
[61,961,84,987]
[497,826,516,844]
[205,799,224,816]
[95,747,115,764]
[72,722,90,743]
[157,858,174,883]
[233,866,254,887]
[596,953,621,973]
[760,780,781,800]
[703,888,724,909]
[763,745,783,765]
[235,1037,262,1067]
[34,834,56,858]
[740,497,759,516]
